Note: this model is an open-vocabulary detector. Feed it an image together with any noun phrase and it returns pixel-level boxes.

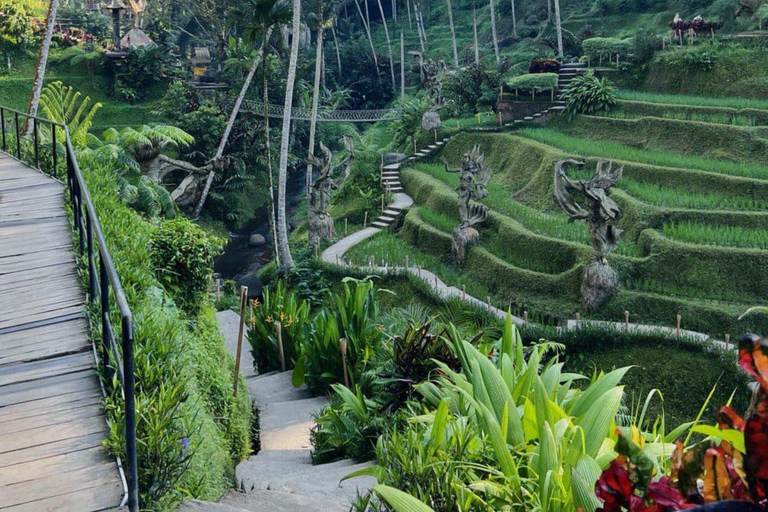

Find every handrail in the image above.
[0,105,139,512]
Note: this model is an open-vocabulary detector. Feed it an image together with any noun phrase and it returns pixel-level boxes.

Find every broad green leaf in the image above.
[692,424,746,453]
[373,485,437,512]
[578,386,625,457]
[568,367,631,418]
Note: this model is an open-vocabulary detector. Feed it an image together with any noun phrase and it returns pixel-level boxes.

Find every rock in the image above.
[236,274,264,301]
[248,233,266,247]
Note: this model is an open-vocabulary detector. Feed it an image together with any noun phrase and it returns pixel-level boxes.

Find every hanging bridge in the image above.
[242,100,401,123]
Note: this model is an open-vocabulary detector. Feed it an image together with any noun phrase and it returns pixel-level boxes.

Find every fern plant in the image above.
[562,72,617,118]
[38,81,102,147]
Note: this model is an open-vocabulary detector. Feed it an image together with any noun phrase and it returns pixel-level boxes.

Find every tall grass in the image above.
[626,277,745,304]
[661,221,768,250]
[517,128,768,180]
[605,110,758,126]
[414,163,643,257]
[616,90,768,111]
[567,168,768,211]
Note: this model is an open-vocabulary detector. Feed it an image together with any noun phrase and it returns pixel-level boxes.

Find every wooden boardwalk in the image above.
[0,153,124,511]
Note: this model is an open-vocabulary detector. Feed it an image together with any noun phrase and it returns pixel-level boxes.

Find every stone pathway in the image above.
[173,312,374,512]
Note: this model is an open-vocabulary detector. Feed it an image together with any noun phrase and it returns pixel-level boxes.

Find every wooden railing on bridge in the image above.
[242,99,401,123]
[0,105,139,512]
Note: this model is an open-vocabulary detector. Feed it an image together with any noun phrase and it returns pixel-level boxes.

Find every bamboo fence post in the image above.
[233,285,248,396]
[725,333,730,350]
[340,338,350,387]
[344,217,348,236]
[404,254,409,269]
[417,264,421,276]
[624,310,630,332]
[434,275,438,290]
[575,312,580,326]
[369,254,374,269]
[216,278,221,300]
[315,241,319,258]
[276,321,285,372]
[381,194,385,212]
[523,310,528,328]
[676,314,682,337]
[462,284,466,300]
[498,111,502,126]
[364,211,368,228]
[486,296,491,313]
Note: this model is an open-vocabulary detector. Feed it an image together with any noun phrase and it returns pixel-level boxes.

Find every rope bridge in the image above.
[242,100,401,123]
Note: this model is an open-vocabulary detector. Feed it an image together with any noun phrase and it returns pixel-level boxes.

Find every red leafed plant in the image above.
[594,334,768,511]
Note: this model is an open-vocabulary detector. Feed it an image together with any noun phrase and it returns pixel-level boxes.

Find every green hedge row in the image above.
[505,73,559,92]
[559,115,768,165]
[614,100,768,126]
[582,37,633,60]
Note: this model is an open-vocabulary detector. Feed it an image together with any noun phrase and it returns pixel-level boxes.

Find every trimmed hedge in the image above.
[505,73,559,93]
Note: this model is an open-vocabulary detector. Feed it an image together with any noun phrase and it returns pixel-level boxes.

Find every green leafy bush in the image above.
[582,37,633,64]
[561,71,617,116]
[505,73,558,95]
[248,280,311,373]
[150,218,221,315]
[294,278,386,394]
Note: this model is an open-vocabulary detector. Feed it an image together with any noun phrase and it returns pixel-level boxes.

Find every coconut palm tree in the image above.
[473,7,480,64]
[510,0,517,36]
[193,0,291,217]
[26,0,61,136]
[446,0,458,67]
[276,0,302,270]
[489,0,500,64]
[353,0,380,70]
[375,0,397,91]
[554,0,563,58]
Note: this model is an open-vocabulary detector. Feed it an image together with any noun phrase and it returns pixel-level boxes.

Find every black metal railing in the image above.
[0,105,139,512]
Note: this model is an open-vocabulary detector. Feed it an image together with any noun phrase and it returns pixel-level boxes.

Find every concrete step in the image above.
[389,188,404,193]
[260,397,328,451]
[371,221,389,228]
[377,215,395,223]
[174,500,255,512]
[524,116,534,121]
[549,105,567,112]
[381,170,400,176]
[382,164,400,170]
[220,490,349,512]
[561,63,586,69]
[383,209,401,216]
[217,311,257,379]
[533,113,542,118]
[248,371,313,405]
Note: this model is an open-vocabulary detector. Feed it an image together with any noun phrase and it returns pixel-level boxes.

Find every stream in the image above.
[214,169,305,281]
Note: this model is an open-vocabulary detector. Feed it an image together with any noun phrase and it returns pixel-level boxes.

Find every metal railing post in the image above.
[86,214,96,301]
[52,126,58,178]
[33,119,39,169]
[122,316,139,512]
[99,259,112,369]
[14,112,20,159]
[1,108,6,152]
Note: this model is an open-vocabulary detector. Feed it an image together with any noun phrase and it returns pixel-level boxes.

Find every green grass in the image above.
[616,90,768,111]
[517,128,768,181]
[625,276,745,304]
[413,162,642,257]
[661,221,768,250]
[605,109,758,126]
[417,207,566,274]
[566,167,768,211]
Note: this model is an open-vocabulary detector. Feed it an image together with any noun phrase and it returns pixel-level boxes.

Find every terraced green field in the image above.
[375,97,768,336]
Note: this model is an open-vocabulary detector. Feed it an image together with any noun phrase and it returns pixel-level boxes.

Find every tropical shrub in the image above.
[529,58,561,74]
[562,72,617,116]
[582,37,633,65]
[248,280,311,373]
[150,218,221,315]
[444,61,510,114]
[294,278,385,393]
[311,384,398,464]
[505,73,559,96]
[111,44,174,102]
[410,315,679,512]
[393,100,428,154]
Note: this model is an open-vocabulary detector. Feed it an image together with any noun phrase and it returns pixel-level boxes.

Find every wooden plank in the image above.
[0,431,105,468]
[0,338,88,366]
[0,318,87,348]
[0,352,95,387]
[0,402,103,436]
[1,480,123,512]
[0,446,113,486]
[0,263,77,288]
[0,302,84,331]
[0,390,101,423]
[0,271,79,296]
[0,413,107,454]
[0,460,120,508]
[0,371,98,407]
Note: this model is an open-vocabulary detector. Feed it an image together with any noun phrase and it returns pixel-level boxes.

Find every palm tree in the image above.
[193,0,291,217]
[353,0,380,71]
[306,1,329,197]
[375,0,397,91]
[489,0,499,64]
[26,0,61,136]
[446,0,458,67]
[510,0,517,37]
[473,7,480,64]
[554,0,563,58]
[277,0,302,270]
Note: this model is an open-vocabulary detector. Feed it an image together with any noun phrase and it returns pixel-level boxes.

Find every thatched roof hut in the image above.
[120,27,154,48]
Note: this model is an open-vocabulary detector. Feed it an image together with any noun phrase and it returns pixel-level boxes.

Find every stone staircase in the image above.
[509,62,586,126]
[173,311,375,512]
[370,138,448,229]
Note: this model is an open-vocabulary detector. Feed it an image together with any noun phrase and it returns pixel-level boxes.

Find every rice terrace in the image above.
[3,0,768,511]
